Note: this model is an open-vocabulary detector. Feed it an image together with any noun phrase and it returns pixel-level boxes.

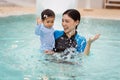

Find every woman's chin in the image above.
[64,30,68,34]
[64,31,68,34]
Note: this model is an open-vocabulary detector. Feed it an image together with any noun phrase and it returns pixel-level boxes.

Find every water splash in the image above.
[51,48,83,65]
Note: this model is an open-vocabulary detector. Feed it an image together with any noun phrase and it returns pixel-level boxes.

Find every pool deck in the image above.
[78,8,120,20]
[0,6,35,17]
[0,6,120,20]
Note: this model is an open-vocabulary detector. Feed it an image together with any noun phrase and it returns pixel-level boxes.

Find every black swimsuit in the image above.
[53,32,77,52]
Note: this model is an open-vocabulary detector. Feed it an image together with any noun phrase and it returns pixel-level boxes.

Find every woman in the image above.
[53,9,100,55]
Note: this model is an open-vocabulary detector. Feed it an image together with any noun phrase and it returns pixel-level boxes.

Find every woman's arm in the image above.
[84,39,91,55]
[84,34,100,55]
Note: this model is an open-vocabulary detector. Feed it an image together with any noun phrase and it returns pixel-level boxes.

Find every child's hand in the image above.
[44,50,54,54]
[89,34,100,43]
[36,17,42,25]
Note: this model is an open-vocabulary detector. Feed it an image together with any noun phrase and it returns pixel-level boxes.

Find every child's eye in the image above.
[47,21,50,23]
[51,21,54,23]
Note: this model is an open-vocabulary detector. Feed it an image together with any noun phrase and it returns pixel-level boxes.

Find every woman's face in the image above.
[62,14,79,34]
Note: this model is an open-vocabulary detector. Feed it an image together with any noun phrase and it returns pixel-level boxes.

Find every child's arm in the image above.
[44,50,54,54]
[35,17,42,35]
[84,34,100,55]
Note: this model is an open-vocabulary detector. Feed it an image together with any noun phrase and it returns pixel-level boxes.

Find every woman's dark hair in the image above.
[41,9,55,20]
[63,9,81,29]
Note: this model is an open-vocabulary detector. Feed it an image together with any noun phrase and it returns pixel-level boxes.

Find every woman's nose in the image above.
[62,22,66,26]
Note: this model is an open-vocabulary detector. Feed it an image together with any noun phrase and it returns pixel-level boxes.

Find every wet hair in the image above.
[63,9,81,29]
[41,9,55,20]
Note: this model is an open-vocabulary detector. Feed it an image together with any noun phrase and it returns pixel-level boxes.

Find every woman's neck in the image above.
[66,29,76,38]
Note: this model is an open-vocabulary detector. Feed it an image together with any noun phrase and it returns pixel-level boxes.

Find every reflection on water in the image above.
[0,15,120,80]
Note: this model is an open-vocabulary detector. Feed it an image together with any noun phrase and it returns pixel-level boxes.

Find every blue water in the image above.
[0,14,120,80]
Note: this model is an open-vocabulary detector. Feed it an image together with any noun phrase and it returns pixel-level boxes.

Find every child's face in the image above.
[42,17,55,28]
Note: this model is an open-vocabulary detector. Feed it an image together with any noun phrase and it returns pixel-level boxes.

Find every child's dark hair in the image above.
[41,9,55,20]
[63,9,81,29]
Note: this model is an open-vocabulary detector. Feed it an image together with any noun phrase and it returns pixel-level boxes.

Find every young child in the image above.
[35,9,55,54]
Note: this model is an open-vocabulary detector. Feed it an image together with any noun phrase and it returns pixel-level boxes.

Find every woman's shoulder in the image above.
[75,33,86,41]
[54,30,64,33]
[54,30,64,39]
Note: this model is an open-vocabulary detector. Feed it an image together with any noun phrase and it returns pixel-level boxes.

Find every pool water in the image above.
[0,14,120,80]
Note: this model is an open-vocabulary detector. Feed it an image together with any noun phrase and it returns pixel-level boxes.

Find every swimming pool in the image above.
[0,14,120,80]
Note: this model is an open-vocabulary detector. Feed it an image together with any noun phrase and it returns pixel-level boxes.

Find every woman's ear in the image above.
[76,20,80,26]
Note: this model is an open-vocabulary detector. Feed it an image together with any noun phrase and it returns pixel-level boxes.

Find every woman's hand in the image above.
[89,34,101,43]
[84,34,100,55]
